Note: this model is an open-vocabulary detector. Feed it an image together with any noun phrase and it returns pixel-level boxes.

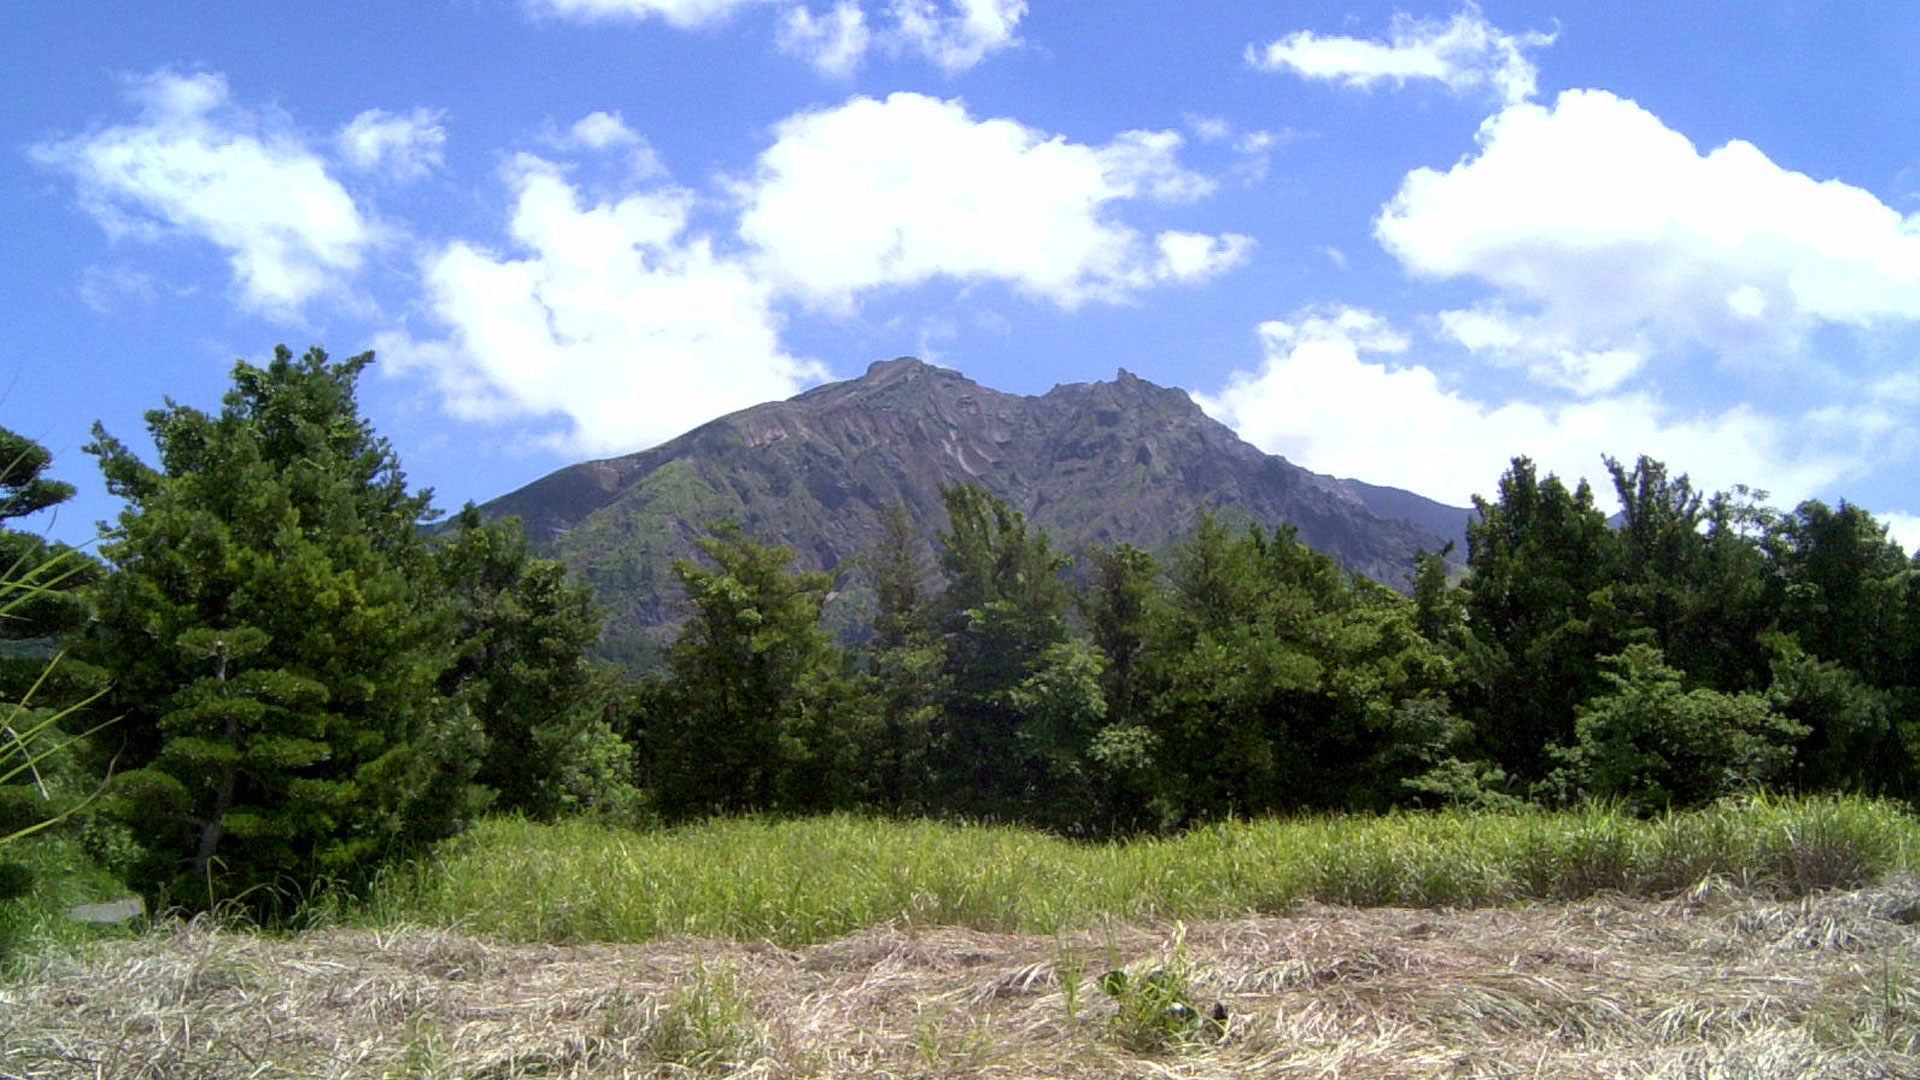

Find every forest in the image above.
[4,345,1918,911]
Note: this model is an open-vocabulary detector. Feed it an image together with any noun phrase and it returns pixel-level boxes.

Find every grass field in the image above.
[4,796,1919,1077]
[384,795,1918,945]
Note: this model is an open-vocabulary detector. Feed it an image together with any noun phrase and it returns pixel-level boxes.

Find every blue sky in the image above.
[7,1,1918,551]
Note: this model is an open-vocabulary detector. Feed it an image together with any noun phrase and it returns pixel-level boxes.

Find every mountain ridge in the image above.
[478,357,1469,651]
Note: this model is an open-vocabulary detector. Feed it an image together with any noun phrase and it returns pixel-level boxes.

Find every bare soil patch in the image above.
[6,881,1919,1079]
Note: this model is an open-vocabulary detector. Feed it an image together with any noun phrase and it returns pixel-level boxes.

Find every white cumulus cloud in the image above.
[736,93,1250,310]
[30,69,375,315]
[565,110,641,150]
[885,0,1025,72]
[1197,307,1867,511]
[531,0,1022,72]
[778,1,872,76]
[335,107,446,181]
[1377,89,1920,375]
[524,0,774,29]
[1879,512,1920,557]
[380,93,1247,452]
[552,110,665,177]
[377,155,823,454]
[1250,3,1554,105]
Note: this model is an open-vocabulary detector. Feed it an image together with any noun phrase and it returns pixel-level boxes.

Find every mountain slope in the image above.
[481,357,1467,649]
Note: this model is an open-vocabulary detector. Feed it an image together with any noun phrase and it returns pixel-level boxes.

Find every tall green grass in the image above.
[382,795,1919,946]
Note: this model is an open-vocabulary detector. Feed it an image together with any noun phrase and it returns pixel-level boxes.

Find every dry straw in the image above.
[6,880,1918,1078]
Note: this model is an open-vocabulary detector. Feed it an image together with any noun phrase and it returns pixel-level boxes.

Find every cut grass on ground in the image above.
[5,881,1918,1078]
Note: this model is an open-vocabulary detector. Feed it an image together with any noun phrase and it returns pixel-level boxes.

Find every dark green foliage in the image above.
[0,427,104,711]
[1132,517,1461,822]
[0,859,30,900]
[1548,644,1804,809]
[929,486,1104,828]
[86,346,487,907]
[1,430,97,657]
[1083,544,1159,730]
[435,505,634,819]
[648,522,861,818]
[1,429,111,864]
[1771,499,1912,687]
[1764,501,1920,799]
[1079,544,1164,829]
[856,504,941,812]
[1460,458,1622,780]
[1766,636,1907,797]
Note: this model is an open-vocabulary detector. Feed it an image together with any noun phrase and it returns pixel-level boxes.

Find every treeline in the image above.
[4,346,1918,911]
[644,458,1920,832]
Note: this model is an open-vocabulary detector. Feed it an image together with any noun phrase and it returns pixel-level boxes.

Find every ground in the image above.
[5,881,1919,1079]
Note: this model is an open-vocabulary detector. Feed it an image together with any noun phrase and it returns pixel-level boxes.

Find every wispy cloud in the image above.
[525,0,775,30]
[1250,3,1555,105]
[335,107,446,181]
[30,69,376,316]
[532,0,1024,74]
[777,1,872,76]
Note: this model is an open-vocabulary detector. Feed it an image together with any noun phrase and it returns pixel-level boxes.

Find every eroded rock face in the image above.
[479,357,1468,652]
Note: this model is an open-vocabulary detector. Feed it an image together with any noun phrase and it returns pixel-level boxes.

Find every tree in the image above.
[86,346,485,906]
[435,506,633,819]
[1548,644,1803,810]
[1771,500,1911,687]
[0,429,109,895]
[1079,543,1164,829]
[857,503,941,813]
[648,522,858,818]
[0,427,102,712]
[1460,457,1622,784]
[1139,517,1458,821]
[1604,458,1780,693]
[927,486,1100,827]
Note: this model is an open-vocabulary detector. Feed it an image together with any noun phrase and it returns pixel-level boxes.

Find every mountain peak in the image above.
[480,358,1469,650]
[863,355,929,379]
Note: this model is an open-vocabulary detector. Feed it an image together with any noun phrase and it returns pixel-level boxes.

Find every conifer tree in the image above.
[930,486,1103,827]
[435,506,634,819]
[86,346,485,906]
[651,522,858,817]
[0,428,108,884]
[0,427,100,703]
[857,503,941,812]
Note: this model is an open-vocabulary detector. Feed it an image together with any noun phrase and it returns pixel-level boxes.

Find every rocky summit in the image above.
[479,357,1469,653]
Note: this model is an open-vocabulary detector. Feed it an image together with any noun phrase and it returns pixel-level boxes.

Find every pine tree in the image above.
[650,522,857,818]
[86,346,485,907]
[929,486,1103,827]
[0,426,101,704]
[857,503,941,813]
[0,429,109,880]
[435,506,634,819]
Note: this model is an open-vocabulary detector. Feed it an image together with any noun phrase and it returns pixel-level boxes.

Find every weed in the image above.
[1094,926,1226,1053]
[911,1013,998,1071]
[642,962,761,1071]
[384,1016,448,1080]
[1055,946,1086,1021]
